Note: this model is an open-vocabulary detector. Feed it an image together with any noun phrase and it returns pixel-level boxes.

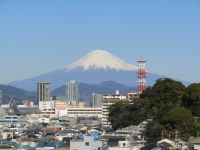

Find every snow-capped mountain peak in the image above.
[65,50,138,71]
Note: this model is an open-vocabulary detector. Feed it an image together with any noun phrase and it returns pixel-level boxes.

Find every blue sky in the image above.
[0,0,200,84]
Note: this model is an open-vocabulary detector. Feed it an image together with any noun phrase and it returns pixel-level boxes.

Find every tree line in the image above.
[108,78,200,141]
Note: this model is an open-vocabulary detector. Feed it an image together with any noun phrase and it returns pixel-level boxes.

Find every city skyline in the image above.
[1,0,200,84]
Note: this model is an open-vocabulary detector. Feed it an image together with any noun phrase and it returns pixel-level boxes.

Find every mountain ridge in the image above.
[52,80,137,101]
[1,81,137,104]
[7,50,165,91]
[0,84,36,104]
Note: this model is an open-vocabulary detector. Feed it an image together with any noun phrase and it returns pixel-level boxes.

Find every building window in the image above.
[123,143,126,147]
[85,142,89,146]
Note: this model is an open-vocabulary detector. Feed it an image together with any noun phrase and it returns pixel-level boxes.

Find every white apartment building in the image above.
[55,107,102,118]
[128,92,139,101]
[54,100,102,118]
[67,107,102,118]
[102,90,127,127]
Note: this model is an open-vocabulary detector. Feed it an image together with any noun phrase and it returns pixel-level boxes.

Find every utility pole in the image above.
[175,130,178,149]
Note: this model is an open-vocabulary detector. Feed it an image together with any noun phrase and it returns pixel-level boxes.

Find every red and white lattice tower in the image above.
[137,54,147,93]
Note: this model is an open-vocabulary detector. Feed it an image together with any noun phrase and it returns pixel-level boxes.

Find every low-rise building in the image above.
[55,100,69,117]
[1,130,13,140]
[39,101,55,112]
[70,135,103,150]
[38,116,50,124]
[67,107,102,118]
[0,115,26,128]
[156,138,188,150]
[108,141,140,150]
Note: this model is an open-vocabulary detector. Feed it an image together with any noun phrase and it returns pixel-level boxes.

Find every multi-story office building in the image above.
[102,90,127,127]
[0,89,2,105]
[37,81,53,111]
[92,93,103,107]
[37,81,50,102]
[66,80,79,106]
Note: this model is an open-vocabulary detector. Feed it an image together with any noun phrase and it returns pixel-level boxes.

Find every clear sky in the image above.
[0,0,200,84]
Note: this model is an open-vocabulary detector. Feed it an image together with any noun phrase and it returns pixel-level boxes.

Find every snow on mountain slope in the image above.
[65,50,138,71]
[8,49,168,91]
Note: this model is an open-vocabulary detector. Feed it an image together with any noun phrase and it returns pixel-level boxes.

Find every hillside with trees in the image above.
[0,84,36,104]
[108,78,200,140]
[1,81,137,104]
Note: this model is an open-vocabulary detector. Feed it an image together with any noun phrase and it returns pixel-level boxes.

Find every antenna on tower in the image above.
[137,54,147,94]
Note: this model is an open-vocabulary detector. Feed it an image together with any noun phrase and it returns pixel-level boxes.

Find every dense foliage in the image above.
[108,78,200,140]
[108,99,149,130]
[182,83,200,117]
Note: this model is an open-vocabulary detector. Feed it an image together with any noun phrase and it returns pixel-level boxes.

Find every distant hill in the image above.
[0,81,137,104]
[0,84,37,104]
[51,81,137,101]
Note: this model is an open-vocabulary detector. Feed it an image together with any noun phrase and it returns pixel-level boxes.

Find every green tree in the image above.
[108,101,131,130]
[146,107,197,140]
[161,107,196,140]
[141,78,185,119]
[108,98,150,130]
[107,78,200,140]
[183,83,200,117]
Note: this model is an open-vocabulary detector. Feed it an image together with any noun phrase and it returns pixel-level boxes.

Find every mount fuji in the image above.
[65,50,138,71]
[8,50,165,91]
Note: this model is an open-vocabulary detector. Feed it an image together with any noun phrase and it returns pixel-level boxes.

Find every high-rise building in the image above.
[66,80,79,106]
[37,81,53,111]
[92,93,103,107]
[37,81,50,102]
[0,89,2,105]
